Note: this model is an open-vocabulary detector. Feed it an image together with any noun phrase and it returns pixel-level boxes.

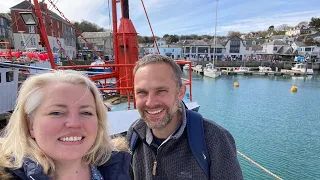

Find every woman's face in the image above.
[29,82,99,162]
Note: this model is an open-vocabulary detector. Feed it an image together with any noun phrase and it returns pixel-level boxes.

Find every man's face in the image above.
[134,63,185,130]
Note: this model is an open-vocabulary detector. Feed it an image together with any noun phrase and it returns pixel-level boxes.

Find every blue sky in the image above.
[3,0,320,37]
[128,0,320,36]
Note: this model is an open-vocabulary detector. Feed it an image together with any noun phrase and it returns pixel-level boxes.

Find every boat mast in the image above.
[213,0,218,66]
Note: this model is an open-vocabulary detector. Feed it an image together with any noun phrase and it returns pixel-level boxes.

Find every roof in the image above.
[159,44,182,48]
[0,13,11,21]
[293,42,306,46]
[10,0,32,10]
[251,45,263,51]
[273,35,287,40]
[278,46,293,55]
[80,31,112,39]
[244,39,266,45]
[188,40,209,46]
[264,40,288,46]
[224,35,246,47]
[210,43,225,48]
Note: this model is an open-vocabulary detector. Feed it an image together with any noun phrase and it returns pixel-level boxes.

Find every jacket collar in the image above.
[132,101,187,145]
[11,158,49,180]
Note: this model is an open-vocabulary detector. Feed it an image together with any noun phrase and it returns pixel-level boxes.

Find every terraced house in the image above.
[10,0,76,59]
[0,13,13,48]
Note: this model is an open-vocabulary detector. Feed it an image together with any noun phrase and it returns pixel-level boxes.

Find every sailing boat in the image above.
[203,0,221,78]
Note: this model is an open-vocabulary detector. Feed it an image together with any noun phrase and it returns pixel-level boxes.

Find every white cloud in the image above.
[217,10,320,35]
[0,0,23,13]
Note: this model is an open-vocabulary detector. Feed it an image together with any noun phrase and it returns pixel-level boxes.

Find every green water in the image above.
[184,71,320,180]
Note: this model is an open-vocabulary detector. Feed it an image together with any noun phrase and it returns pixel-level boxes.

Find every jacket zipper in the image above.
[152,160,157,176]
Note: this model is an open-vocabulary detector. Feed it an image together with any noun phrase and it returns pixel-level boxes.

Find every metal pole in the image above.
[33,0,56,69]
[213,0,218,64]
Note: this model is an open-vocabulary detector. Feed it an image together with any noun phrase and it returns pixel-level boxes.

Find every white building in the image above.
[224,36,251,60]
[78,31,113,59]
[144,44,182,59]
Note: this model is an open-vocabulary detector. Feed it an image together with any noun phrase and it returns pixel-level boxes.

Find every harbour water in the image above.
[111,71,320,179]
[184,71,320,180]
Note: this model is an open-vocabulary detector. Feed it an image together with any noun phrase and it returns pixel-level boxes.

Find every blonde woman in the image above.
[0,70,130,180]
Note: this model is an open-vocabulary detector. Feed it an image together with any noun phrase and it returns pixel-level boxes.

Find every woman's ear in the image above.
[27,116,35,138]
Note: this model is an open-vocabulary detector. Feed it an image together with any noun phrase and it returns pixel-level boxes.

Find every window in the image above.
[230,40,240,46]
[229,47,239,53]
[31,38,36,46]
[6,71,14,82]
[57,21,59,28]
[273,47,278,51]
[21,41,24,47]
[172,49,174,52]
[191,47,196,53]
[58,31,60,38]
[305,47,312,52]
[28,26,35,33]
[0,18,3,25]
[164,49,166,52]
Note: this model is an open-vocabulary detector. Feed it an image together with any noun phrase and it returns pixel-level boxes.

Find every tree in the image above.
[276,24,291,31]
[72,20,105,37]
[257,31,269,38]
[297,21,308,27]
[309,17,320,29]
[228,31,241,37]
[162,34,170,42]
[268,25,274,32]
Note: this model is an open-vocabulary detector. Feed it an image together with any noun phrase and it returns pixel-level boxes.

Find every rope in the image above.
[43,2,75,66]
[46,0,105,61]
[140,0,160,54]
[237,151,283,180]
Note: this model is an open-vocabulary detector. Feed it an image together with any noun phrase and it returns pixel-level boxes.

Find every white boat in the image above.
[90,58,112,73]
[204,63,221,78]
[234,66,250,72]
[192,65,203,73]
[258,66,273,72]
[291,63,314,75]
[183,64,190,70]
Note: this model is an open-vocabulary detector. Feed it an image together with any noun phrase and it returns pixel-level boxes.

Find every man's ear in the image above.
[178,85,186,101]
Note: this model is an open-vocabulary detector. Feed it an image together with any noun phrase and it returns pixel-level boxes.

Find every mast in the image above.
[213,0,218,65]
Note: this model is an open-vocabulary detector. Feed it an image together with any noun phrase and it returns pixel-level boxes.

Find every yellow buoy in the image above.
[291,86,298,92]
[234,82,239,87]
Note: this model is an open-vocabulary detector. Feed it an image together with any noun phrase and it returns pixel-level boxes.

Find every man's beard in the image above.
[139,100,180,130]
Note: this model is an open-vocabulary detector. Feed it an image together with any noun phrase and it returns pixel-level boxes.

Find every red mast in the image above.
[113,0,139,95]
[33,0,56,69]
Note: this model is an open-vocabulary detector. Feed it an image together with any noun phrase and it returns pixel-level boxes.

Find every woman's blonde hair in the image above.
[0,70,115,177]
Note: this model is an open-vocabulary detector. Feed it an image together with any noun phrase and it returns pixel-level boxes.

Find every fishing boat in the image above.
[90,58,113,73]
[258,66,273,72]
[234,66,250,72]
[203,0,221,79]
[291,63,314,75]
[204,63,221,78]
